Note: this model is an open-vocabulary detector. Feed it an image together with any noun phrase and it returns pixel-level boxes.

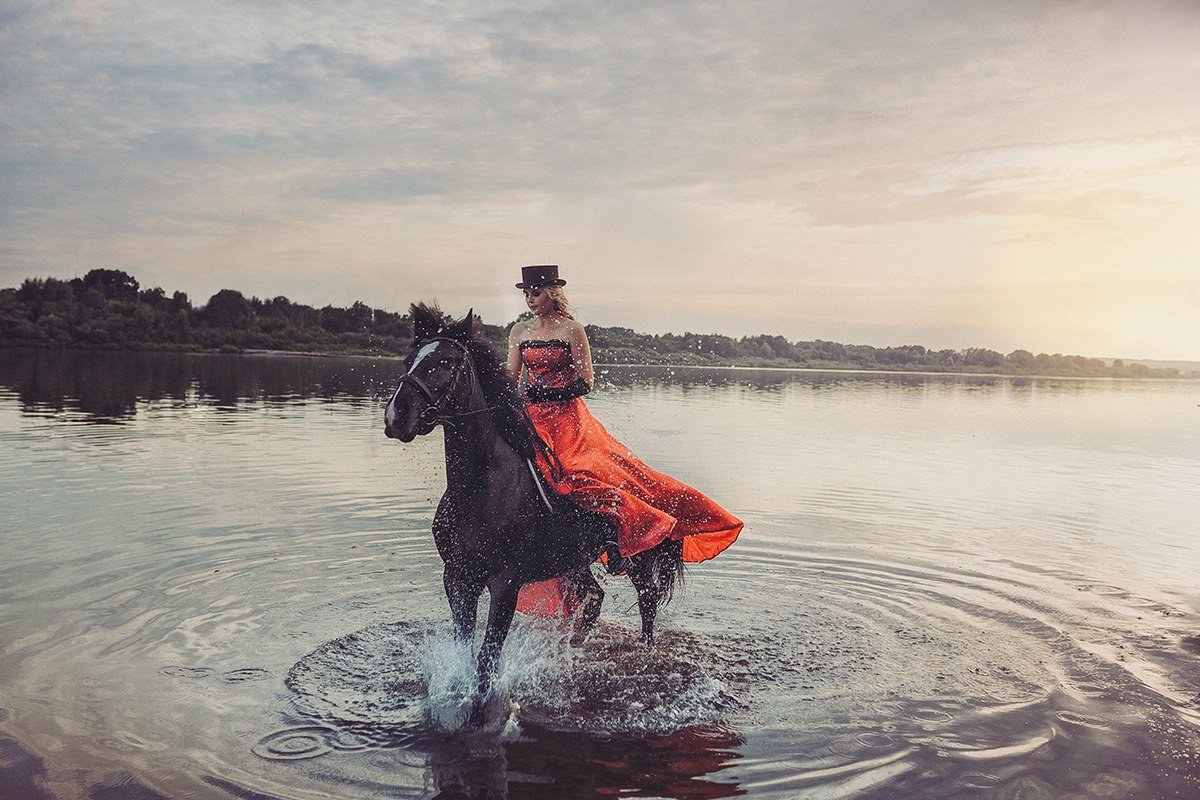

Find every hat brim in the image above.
[515,279,567,288]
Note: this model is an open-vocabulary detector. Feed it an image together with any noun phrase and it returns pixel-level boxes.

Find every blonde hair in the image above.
[544,285,574,319]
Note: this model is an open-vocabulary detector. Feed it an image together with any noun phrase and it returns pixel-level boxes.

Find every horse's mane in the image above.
[409,302,562,478]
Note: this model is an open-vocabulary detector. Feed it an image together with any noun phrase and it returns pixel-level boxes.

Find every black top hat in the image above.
[515,265,566,288]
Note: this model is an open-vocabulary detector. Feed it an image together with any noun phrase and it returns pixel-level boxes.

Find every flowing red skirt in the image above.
[516,397,742,616]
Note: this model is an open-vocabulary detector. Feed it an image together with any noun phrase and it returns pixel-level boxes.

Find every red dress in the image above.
[515,339,742,616]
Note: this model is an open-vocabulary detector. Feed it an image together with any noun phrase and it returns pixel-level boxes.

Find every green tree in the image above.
[962,348,1004,368]
[77,269,140,302]
[1007,349,1035,370]
[204,289,252,328]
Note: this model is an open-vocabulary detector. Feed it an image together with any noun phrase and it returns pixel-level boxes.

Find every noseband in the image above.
[390,337,486,428]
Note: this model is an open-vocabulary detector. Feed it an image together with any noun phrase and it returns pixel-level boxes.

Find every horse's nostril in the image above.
[384,425,395,439]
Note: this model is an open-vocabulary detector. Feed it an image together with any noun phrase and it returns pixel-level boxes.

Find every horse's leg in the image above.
[627,539,684,645]
[628,552,664,645]
[475,576,520,700]
[567,568,604,647]
[443,565,482,643]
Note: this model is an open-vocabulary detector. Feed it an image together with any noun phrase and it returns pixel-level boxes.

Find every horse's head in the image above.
[383,304,477,442]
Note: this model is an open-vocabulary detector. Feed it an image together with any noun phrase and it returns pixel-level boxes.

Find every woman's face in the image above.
[523,286,555,317]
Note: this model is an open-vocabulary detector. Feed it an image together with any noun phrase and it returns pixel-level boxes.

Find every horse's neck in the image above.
[441,385,521,492]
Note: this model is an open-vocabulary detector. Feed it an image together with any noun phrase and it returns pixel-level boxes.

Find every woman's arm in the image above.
[506,322,525,382]
[567,320,595,389]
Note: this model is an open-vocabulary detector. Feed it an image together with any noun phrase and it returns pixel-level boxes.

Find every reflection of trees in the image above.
[425,724,745,800]
[0,350,405,424]
[597,365,947,393]
[0,350,192,421]
[1,350,1169,425]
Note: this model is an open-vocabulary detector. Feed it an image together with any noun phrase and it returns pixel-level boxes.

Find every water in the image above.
[1,349,1199,799]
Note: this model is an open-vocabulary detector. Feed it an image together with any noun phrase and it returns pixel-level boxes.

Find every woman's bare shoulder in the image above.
[562,318,588,339]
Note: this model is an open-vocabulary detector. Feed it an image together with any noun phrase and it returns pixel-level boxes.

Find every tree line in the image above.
[0,269,1182,378]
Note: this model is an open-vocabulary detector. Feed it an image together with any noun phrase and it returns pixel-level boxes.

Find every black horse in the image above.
[383,304,683,705]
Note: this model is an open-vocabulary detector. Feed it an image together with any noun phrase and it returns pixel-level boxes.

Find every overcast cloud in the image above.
[3,0,1199,358]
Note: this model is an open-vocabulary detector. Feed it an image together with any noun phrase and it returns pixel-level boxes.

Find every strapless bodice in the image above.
[519,339,575,388]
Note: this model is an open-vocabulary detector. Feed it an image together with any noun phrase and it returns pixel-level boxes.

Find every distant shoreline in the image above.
[4,269,1194,380]
[13,345,1185,382]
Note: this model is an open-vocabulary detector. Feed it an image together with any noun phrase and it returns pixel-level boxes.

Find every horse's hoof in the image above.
[569,630,589,647]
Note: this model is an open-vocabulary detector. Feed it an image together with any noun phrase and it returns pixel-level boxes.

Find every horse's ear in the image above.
[443,308,476,340]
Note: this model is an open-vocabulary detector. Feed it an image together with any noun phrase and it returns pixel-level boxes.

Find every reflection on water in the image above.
[0,347,1118,423]
[0,349,388,421]
[1,349,1199,799]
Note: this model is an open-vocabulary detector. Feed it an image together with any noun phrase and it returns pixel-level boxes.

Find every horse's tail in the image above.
[650,537,685,607]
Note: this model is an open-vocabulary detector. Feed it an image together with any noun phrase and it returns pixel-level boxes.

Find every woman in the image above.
[507,265,742,606]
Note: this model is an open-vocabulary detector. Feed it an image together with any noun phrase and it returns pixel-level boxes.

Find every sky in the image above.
[2,1,1199,360]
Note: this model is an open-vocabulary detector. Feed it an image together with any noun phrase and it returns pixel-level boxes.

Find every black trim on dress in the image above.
[518,339,571,351]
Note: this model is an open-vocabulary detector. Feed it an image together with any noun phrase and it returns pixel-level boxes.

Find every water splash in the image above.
[276,614,740,752]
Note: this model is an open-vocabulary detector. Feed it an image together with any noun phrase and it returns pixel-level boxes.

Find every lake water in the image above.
[1,349,1199,799]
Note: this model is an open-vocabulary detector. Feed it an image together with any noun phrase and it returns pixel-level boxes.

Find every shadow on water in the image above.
[230,725,744,800]
[0,734,50,800]
[431,724,745,800]
[0,732,175,800]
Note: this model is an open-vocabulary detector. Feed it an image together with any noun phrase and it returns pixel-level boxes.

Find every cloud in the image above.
[796,128,1200,230]
[2,0,1199,357]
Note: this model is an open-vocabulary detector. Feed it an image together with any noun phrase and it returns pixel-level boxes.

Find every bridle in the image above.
[387,334,558,511]
[389,336,492,428]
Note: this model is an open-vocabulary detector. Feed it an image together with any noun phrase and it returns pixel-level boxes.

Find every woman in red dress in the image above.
[507,266,741,615]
